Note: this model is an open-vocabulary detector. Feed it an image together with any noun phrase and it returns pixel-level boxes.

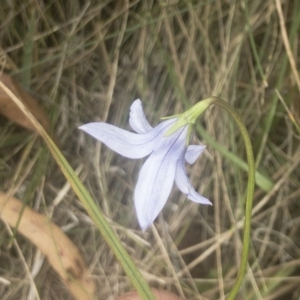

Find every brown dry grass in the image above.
[1,1,300,299]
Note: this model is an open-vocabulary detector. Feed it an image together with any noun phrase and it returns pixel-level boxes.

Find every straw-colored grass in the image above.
[1,1,300,299]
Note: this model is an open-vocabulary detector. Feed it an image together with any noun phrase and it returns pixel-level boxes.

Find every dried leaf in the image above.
[0,192,95,300]
[0,74,51,134]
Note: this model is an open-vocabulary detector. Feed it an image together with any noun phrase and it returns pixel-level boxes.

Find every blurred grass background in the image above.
[1,0,300,299]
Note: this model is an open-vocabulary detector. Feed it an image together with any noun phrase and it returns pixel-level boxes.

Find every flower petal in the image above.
[79,120,174,159]
[135,153,176,230]
[129,99,153,133]
[175,158,212,205]
[134,127,188,230]
[185,145,206,164]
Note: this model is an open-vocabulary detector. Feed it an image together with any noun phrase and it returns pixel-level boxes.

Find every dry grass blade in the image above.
[0,192,95,300]
[1,0,300,299]
[275,0,300,92]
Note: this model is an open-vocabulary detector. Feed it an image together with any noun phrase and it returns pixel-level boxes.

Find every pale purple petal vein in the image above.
[79,119,175,159]
[175,158,212,205]
[134,127,188,230]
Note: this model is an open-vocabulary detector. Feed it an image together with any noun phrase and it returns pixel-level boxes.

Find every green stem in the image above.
[207,97,255,299]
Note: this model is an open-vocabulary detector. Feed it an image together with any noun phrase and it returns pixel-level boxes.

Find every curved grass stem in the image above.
[203,97,255,300]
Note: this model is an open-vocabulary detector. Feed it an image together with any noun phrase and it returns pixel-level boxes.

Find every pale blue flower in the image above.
[79,99,211,230]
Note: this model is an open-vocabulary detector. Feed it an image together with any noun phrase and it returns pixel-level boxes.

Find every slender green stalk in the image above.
[169,96,255,298]
[0,81,156,300]
[206,97,255,300]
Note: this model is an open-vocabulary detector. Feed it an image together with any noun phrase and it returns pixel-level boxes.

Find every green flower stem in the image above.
[207,97,255,299]
[0,81,156,300]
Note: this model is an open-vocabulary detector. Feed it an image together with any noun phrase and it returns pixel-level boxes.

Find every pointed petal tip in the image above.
[185,144,206,164]
[135,199,159,231]
[139,223,149,232]
[203,198,213,205]
[129,99,152,133]
[130,99,142,110]
[136,214,151,231]
[78,125,87,132]
[187,191,212,205]
[78,122,101,131]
